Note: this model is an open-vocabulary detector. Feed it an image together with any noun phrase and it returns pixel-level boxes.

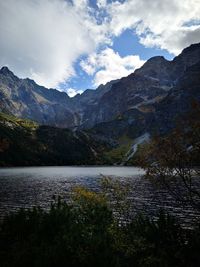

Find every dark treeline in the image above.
[0,186,200,267]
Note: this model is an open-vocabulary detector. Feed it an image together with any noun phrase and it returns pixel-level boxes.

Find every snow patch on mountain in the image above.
[122,132,150,164]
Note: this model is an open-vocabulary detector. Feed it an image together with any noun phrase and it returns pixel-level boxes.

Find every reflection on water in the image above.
[0,166,143,212]
[0,166,199,226]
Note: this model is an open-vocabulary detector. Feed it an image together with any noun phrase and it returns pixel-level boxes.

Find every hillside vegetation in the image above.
[0,113,110,166]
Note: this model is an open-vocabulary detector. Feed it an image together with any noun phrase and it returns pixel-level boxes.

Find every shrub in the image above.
[0,187,200,267]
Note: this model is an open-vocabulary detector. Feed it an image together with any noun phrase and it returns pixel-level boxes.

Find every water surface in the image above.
[0,166,143,214]
[0,166,198,226]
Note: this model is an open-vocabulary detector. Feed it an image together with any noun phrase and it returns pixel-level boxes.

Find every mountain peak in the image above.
[134,55,170,81]
[181,42,200,55]
[172,42,200,72]
[147,55,167,62]
[0,66,16,77]
[136,55,169,71]
[0,66,11,74]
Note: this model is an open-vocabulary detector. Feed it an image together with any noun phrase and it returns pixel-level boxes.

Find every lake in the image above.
[0,166,198,226]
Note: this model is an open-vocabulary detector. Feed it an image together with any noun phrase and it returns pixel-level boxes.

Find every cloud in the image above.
[0,0,199,90]
[80,48,145,86]
[66,88,83,97]
[0,0,108,88]
[107,0,200,55]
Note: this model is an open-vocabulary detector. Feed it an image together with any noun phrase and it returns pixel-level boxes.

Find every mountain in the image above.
[0,113,111,166]
[0,67,75,128]
[70,43,200,129]
[0,43,200,165]
[152,60,200,134]
[1,43,200,131]
[91,53,200,138]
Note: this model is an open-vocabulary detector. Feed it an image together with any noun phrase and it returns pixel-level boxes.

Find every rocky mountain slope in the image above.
[0,43,200,165]
[0,67,75,128]
[85,43,200,129]
[1,43,200,131]
[91,57,200,138]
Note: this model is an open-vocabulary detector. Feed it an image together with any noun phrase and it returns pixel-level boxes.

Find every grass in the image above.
[0,112,38,130]
[104,135,133,164]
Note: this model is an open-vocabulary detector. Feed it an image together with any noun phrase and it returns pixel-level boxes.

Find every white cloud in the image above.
[66,88,83,97]
[0,0,199,91]
[80,48,145,86]
[107,0,200,55]
[0,0,108,88]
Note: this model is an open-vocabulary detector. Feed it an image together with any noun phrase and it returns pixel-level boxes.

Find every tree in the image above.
[139,102,200,211]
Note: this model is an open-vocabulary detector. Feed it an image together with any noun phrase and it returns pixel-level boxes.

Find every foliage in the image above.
[0,112,110,166]
[138,102,200,211]
[127,142,152,166]
[0,186,200,267]
[103,135,133,164]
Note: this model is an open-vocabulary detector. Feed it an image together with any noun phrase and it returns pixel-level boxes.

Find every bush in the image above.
[0,188,200,267]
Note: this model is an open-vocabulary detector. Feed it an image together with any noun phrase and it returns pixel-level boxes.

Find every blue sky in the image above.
[0,0,199,96]
[62,29,174,93]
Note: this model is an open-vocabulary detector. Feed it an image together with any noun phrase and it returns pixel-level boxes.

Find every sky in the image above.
[0,0,200,97]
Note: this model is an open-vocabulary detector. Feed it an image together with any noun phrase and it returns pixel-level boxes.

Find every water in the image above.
[0,166,199,226]
[0,166,143,214]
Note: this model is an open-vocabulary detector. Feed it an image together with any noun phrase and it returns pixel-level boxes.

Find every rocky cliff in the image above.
[0,43,200,165]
